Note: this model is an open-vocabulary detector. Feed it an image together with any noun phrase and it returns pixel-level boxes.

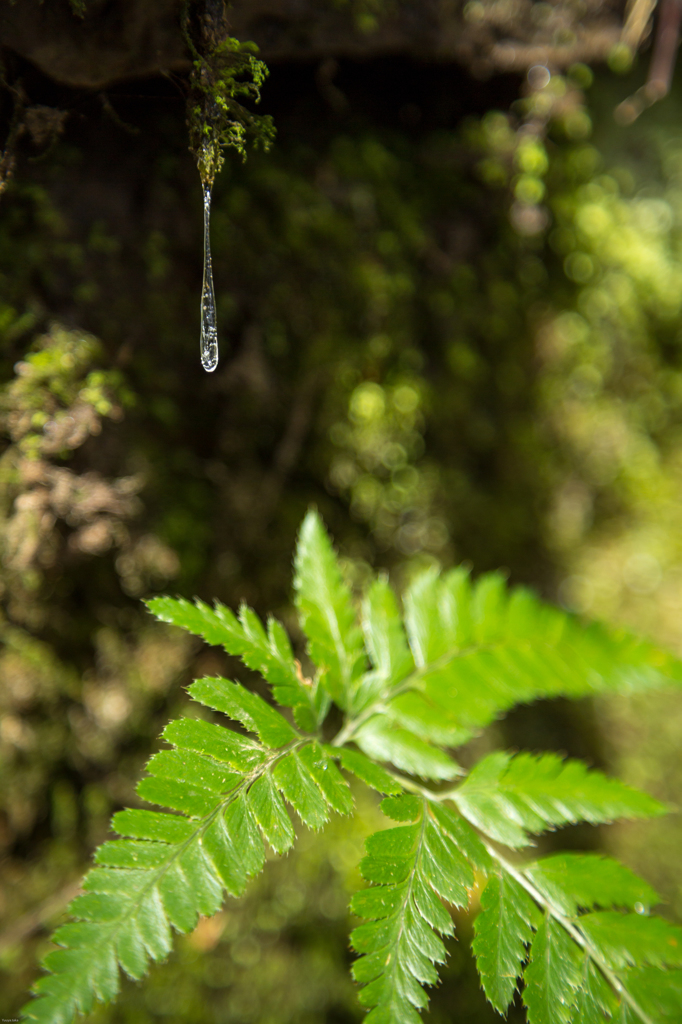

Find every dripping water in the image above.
[200,181,219,372]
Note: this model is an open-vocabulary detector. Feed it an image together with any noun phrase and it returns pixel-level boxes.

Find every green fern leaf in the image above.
[624,965,682,1021]
[381,568,682,747]
[453,752,666,848]
[146,595,320,728]
[473,871,540,1014]
[272,749,330,829]
[383,688,474,748]
[161,716,264,770]
[403,566,456,665]
[247,771,296,854]
[523,915,581,1024]
[428,802,492,873]
[356,575,415,713]
[293,509,366,709]
[525,854,660,917]
[109,808,195,843]
[188,676,298,747]
[135,775,218,817]
[298,741,354,815]
[22,670,344,1021]
[572,955,617,1023]
[334,745,403,794]
[578,912,682,970]
[202,794,265,896]
[145,747,240,791]
[22,511,682,1024]
[353,715,462,781]
[350,795,475,1024]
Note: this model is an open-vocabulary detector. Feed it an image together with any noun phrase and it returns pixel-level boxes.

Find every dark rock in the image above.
[0,0,624,90]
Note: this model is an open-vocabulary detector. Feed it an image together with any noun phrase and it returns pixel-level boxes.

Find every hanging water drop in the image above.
[200,181,219,372]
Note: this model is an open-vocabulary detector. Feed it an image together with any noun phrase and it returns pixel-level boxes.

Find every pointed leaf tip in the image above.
[293,508,365,710]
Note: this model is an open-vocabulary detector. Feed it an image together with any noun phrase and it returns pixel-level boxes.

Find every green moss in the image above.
[184,11,275,184]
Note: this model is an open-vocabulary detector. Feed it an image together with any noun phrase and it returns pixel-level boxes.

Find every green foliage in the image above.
[472,872,540,1014]
[22,512,682,1023]
[293,508,366,712]
[147,594,324,730]
[0,324,130,462]
[350,794,473,1024]
[4,47,682,1024]
[524,853,660,916]
[522,915,581,1024]
[184,6,275,183]
[453,751,666,849]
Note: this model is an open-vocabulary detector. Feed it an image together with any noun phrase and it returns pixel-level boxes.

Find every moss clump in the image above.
[184,0,275,184]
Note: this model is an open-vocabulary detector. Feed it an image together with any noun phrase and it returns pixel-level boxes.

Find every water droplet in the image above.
[200,181,219,373]
[635,902,647,915]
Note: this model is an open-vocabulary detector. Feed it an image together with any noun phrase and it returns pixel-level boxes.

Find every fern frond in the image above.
[472,871,541,1014]
[353,715,462,781]
[146,595,322,729]
[23,511,682,1024]
[22,677,344,1023]
[522,914,582,1024]
[625,966,682,1021]
[452,751,666,848]
[350,794,478,1024]
[524,854,660,917]
[577,913,682,971]
[572,954,617,1023]
[293,509,366,710]
[376,567,682,748]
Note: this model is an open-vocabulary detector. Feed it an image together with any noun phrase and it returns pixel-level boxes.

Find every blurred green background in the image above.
[2,22,682,1023]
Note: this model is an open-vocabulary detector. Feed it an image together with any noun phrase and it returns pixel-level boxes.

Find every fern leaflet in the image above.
[522,914,582,1024]
[22,678,342,1023]
[293,508,366,710]
[453,751,666,848]
[350,794,477,1023]
[524,853,660,917]
[379,567,682,748]
[472,871,540,1014]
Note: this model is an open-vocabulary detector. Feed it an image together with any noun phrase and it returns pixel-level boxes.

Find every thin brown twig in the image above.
[622,0,658,49]
[646,0,682,98]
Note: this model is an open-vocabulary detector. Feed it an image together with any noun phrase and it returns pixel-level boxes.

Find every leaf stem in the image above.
[330,703,387,747]
[483,843,656,1024]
